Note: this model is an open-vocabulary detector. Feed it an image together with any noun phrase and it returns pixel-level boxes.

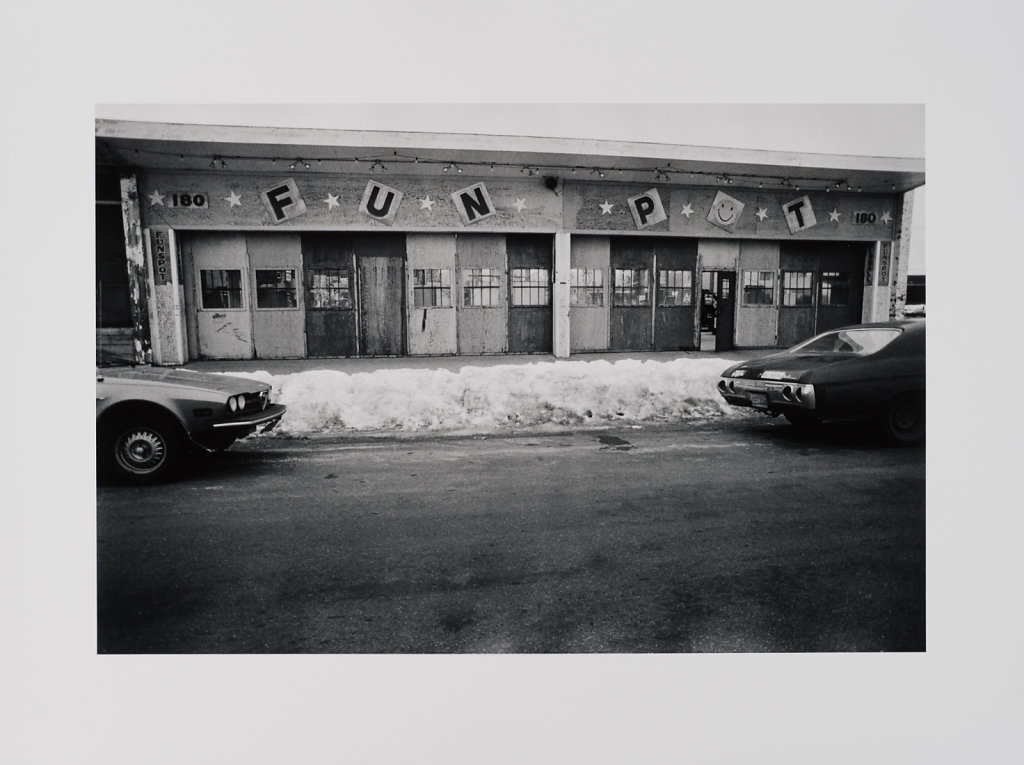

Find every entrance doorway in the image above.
[700,271,736,352]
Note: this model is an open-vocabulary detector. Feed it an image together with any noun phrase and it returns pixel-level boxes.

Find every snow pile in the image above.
[233,358,741,436]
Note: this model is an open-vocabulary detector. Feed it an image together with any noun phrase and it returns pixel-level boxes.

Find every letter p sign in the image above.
[627,188,667,230]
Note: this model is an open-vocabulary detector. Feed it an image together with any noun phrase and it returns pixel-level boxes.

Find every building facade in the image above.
[96,120,924,364]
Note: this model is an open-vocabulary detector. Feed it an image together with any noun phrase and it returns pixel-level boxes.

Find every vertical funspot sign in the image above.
[262,179,308,224]
[360,180,404,225]
[627,188,667,230]
[783,195,817,234]
[451,182,496,225]
[707,190,745,233]
[151,227,172,285]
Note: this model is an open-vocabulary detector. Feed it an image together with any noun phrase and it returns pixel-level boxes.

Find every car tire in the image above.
[878,392,925,446]
[103,415,183,483]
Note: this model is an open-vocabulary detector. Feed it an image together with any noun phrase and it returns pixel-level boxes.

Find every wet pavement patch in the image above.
[598,434,635,451]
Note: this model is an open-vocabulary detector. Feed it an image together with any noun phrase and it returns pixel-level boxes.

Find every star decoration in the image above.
[419,196,435,211]
[513,198,527,213]
[756,207,769,221]
[680,203,695,218]
[828,209,841,223]
[324,193,340,210]
[880,211,893,224]
[224,190,242,208]
[599,200,615,215]
[148,190,165,206]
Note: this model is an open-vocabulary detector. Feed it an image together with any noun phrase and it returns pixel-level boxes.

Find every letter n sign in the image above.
[360,180,403,225]
[261,179,307,224]
[783,195,817,234]
[627,188,667,230]
[451,183,495,225]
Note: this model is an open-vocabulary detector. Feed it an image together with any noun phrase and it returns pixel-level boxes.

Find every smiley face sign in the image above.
[707,191,745,232]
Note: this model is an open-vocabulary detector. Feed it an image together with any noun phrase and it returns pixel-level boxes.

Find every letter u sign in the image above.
[360,181,404,225]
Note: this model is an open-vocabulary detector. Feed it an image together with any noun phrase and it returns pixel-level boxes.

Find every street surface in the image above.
[97,416,925,653]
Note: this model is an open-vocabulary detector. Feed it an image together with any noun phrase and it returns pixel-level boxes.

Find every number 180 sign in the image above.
[167,192,209,209]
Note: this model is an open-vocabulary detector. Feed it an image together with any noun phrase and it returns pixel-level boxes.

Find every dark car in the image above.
[717,320,925,444]
[96,351,287,482]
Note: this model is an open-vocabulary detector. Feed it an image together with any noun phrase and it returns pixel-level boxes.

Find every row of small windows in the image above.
[199,268,852,311]
[742,271,851,307]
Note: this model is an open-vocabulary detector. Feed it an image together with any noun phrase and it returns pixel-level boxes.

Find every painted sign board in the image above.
[451,182,496,225]
[879,243,891,286]
[261,179,307,224]
[151,227,172,285]
[707,190,745,233]
[627,188,668,230]
[167,192,208,209]
[359,180,403,225]
[782,195,817,234]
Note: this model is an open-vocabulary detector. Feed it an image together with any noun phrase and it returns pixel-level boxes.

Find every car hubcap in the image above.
[116,430,166,473]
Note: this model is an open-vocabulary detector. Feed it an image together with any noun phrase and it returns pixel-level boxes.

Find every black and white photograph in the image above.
[4,2,1022,764]
[94,104,926,655]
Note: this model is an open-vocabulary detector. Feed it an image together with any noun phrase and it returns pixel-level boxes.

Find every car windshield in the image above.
[789,328,902,355]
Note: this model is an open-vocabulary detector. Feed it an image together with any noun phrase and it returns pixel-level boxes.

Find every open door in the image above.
[714,271,736,352]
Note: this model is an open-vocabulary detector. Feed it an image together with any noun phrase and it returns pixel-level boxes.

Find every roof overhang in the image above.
[96,119,925,194]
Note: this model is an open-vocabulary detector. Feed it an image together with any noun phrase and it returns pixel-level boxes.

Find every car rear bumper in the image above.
[718,378,816,412]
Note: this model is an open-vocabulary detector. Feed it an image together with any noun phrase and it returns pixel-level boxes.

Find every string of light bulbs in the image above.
[111,145,901,192]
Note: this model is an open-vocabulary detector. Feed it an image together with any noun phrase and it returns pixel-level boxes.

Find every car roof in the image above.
[830,320,924,333]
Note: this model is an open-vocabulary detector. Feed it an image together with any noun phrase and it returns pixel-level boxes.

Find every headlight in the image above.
[228,396,237,412]
[227,395,247,412]
[236,395,246,411]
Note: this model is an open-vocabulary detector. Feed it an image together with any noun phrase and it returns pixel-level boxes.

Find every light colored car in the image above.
[96,352,286,482]
[717,321,925,444]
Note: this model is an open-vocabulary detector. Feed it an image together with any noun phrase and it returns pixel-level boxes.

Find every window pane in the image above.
[820,271,850,306]
[255,269,298,308]
[201,269,243,309]
[783,271,814,306]
[413,268,452,308]
[658,270,693,306]
[742,271,774,306]
[511,268,550,306]
[613,268,650,306]
[308,268,352,309]
[462,268,500,307]
[570,268,604,306]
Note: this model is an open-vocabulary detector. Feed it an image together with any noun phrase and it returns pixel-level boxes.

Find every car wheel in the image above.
[879,393,925,445]
[105,417,183,483]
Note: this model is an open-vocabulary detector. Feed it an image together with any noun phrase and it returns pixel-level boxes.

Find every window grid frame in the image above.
[657,269,694,307]
[254,268,299,310]
[510,267,551,307]
[819,271,851,307]
[782,271,815,307]
[569,268,604,307]
[613,268,651,307]
[200,268,244,310]
[741,270,776,306]
[461,267,502,308]
[307,267,354,311]
[413,268,453,309]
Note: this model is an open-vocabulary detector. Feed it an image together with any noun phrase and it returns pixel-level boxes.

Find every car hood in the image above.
[722,353,857,382]
[98,366,269,393]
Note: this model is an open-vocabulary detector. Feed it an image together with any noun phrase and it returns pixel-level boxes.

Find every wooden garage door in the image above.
[507,234,552,354]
